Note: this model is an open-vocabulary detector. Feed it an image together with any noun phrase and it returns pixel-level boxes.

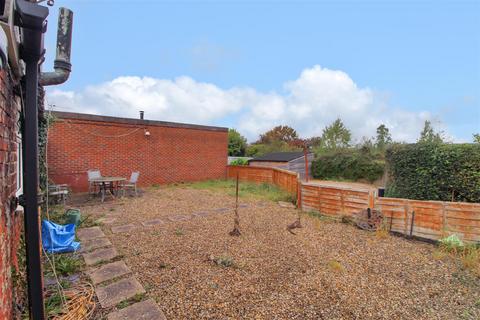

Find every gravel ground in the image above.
[80,186,480,320]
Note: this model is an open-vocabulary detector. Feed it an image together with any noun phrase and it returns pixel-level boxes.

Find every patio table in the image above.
[90,177,126,202]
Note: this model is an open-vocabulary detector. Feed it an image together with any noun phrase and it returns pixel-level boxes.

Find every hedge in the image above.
[311,150,385,183]
[385,143,480,202]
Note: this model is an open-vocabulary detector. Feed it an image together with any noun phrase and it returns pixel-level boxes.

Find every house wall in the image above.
[0,69,22,320]
[47,112,228,192]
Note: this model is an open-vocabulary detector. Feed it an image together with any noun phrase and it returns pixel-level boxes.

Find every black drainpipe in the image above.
[16,1,48,319]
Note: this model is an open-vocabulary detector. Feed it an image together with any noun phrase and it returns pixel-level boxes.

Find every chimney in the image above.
[140,111,144,120]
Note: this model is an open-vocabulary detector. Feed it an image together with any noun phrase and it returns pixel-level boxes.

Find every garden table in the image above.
[90,177,126,202]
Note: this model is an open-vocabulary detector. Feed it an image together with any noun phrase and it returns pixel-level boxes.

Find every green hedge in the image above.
[311,150,385,183]
[230,158,249,166]
[385,143,480,202]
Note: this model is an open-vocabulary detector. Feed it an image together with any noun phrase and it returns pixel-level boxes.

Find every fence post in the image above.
[403,200,409,236]
[441,202,447,237]
[340,192,345,215]
[368,190,375,209]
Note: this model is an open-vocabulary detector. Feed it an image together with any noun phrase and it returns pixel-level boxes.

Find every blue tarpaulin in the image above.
[42,220,81,253]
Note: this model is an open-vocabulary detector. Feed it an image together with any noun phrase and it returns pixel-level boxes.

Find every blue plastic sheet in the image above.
[42,220,81,253]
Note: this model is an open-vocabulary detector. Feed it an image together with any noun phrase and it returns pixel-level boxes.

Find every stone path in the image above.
[77,201,285,319]
[79,226,166,318]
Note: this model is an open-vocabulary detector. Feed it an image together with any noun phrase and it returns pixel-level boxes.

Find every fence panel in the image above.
[227,165,298,197]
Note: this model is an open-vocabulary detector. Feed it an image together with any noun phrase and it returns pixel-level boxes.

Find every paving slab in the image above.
[88,261,131,285]
[79,237,112,253]
[111,224,137,234]
[77,226,105,241]
[278,201,296,209]
[141,219,164,227]
[192,211,210,218]
[83,247,118,266]
[98,217,117,225]
[214,208,231,215]
[168,215,192,222]
[107,299,166,320]
[95,277,145,308]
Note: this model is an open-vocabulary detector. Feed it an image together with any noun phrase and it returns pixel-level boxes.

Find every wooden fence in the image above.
[226,166,480,243]
[301,182,480,243]
[227,165,299,197]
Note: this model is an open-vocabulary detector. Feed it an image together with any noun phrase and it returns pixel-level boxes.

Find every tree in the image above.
[375,124,392,150]
[228,129,247,156]
[321,118,351,149]
[258,125,299,144]
[474,133,480,143]
[418,120,443,144]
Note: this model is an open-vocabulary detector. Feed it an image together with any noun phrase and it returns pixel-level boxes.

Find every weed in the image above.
[79,215,101,228]
[327,260,344,272]
[432,249,447,261]
[304,211,337,223]
[44,254,82,277]
[375,221,390,239]
[44,289,64,317]
[117,293,146,309]
[459,246,480,276]
[175,228,184,236]
[211,255,235,268]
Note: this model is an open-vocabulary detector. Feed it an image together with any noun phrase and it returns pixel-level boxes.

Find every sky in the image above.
[43,0,480,143]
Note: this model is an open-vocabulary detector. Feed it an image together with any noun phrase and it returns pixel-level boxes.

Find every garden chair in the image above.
[48,183,70,205]
[121,171,140,197]
[87,169,102,195]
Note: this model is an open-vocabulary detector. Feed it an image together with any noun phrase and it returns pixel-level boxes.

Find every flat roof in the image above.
[51,111,229,132]
[250,151,311,162]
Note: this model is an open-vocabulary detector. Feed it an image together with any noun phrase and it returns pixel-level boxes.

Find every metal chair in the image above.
[122,171,140,197]
[87,169,101,195]
[48,184,70,205]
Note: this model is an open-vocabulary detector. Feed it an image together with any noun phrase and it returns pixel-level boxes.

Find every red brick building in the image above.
[0,69,23,319]
[47,111,228,192]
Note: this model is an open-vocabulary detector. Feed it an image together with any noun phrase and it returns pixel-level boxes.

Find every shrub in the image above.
[311,149,385,183]
[385,143,480,202]
[230,158,249,166]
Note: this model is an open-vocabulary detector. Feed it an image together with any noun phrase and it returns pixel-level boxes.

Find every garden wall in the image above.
[227,165,299,197]
[48,112,228,192]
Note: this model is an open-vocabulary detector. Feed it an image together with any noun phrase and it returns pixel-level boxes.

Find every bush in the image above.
[230,158,249,166]
[311,149,385,183]
[385,143,480,202]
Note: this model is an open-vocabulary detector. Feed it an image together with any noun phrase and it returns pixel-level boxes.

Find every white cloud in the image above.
[46,65,439,142]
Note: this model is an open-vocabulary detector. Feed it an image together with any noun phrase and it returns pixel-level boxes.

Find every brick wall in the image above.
[0,69,22,320]
[48,112,228,192]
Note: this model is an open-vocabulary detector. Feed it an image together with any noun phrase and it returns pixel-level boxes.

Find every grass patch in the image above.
[175,228,184,236]
[187,179,294,202]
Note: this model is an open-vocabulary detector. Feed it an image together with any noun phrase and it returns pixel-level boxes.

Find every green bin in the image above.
[65,208,81,226]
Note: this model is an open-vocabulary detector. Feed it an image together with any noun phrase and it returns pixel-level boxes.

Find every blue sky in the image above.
[44,0,479,142]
